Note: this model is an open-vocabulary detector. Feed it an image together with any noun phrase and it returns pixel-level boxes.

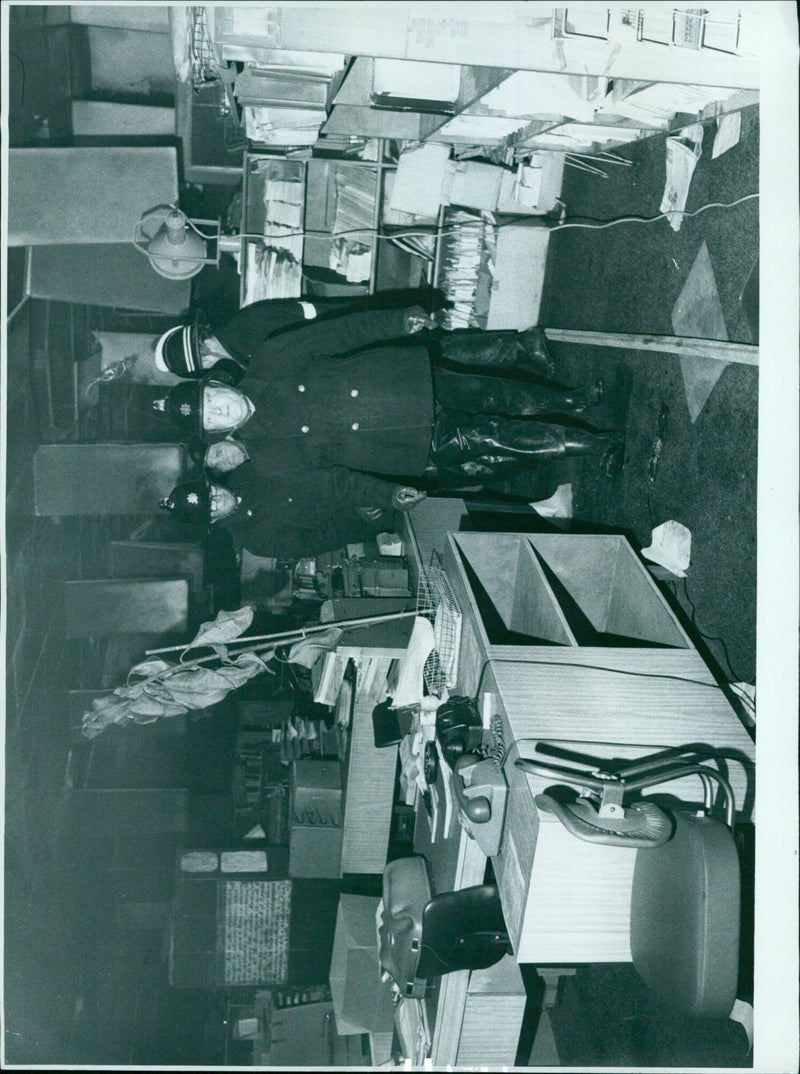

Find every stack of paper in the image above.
[333,166,376,236]
[598,82,738,126]
[479,69,600,123]
[259,173,304,261]
[437,209,495,330]
[355,655,390,702]
[244,106,323,146]
[327,165,376,282]
[313,650,350,706]
[243,243,301,303]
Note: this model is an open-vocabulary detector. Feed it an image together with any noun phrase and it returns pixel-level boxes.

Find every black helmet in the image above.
[153,379,204,438]
[154,314,243,383]
[154,321,203,378]
[158,478,210,526]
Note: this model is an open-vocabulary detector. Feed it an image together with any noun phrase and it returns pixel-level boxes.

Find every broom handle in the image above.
[543,328,758,366]
[144,608,419,656]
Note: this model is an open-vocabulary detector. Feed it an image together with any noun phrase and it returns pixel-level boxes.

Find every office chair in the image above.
[379,855,511,999]
[516,745,742,1019]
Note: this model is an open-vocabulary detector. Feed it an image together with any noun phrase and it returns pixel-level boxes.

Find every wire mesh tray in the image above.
[417,552,463,695]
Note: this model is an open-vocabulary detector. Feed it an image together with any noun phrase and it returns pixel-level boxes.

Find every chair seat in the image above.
[630,812,741,1019]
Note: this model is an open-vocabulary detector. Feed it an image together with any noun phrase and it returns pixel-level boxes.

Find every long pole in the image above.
[542,328,758,366]
[144,608,419,657]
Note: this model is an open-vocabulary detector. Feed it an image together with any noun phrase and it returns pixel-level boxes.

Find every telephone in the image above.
[452,752,508,857]
[435,695,484,766]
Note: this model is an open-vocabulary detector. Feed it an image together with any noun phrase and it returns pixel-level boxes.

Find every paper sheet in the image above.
[712,111,742,159]
[660,131,703,231]
[641,520,692,577]
[530,483,573,519]
[436,740,454,839]
[392,617,436,708]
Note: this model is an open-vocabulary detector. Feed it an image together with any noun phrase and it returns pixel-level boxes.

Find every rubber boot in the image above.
[433,371,603,417]
[437,328,556,378]
[488,377,604,416]
[424,416,623,487]
[563,429,625,475]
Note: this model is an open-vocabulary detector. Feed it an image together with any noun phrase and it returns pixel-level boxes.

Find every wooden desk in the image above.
[401,515,755,1058]
[413,760,527,1068]
[440,530,755,962]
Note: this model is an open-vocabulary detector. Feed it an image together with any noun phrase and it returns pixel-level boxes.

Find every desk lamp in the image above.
[134,205,235,280]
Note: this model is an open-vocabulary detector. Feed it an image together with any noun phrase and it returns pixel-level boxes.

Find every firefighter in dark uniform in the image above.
[158,465,415,560]
[153,300,622,496]
[153,297,387,383]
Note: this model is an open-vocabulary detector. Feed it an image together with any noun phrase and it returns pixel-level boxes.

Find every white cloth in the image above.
[392,617,436,709]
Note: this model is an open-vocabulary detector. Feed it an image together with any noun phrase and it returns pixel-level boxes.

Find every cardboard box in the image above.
[329,895,396,1035]
[442,160,504,211]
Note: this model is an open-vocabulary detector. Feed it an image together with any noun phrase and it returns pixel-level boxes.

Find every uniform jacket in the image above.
[221,462,398,559]
[215,297,371,371]
[215,298,427,373]
[224,305,435,478]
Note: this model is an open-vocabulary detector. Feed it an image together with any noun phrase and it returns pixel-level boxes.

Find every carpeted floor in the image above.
[502,106,760,1069]
[509,104,759,686]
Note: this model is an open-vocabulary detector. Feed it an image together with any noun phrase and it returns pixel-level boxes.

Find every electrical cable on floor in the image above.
[201,193,761,245]
[670,575,746,685]
[546,193,760,233]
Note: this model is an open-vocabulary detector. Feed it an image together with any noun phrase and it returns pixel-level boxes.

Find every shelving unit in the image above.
[239,140,431,304]
[240,152,306,305]
[233,730,290,843]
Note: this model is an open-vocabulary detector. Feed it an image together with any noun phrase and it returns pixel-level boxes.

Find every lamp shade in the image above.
[134,207,221,280]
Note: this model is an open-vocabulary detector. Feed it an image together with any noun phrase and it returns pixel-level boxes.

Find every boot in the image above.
[424,415,624,486]
[563,429,626,475]
[437,328,556,378]
[433,368,603,418]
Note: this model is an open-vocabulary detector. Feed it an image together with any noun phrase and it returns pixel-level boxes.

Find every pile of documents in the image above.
[243,243,301,303]
[313,650,350,706]
[597,81,738,127]
[263,172,304,262]
[437,209,496,329]
[244,105,325,146]
[329,166,376,283]
[329,237,372,284]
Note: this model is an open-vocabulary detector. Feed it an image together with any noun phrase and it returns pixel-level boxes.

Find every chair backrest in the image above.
[380,857,510,996]
[631,811,741,1018]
